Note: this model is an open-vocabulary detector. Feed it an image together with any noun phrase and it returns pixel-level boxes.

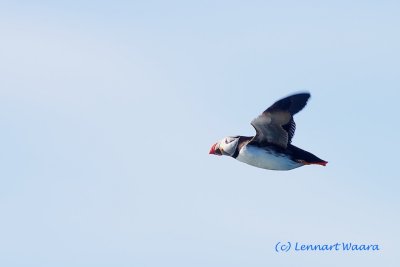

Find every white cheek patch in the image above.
[221,138,239,156]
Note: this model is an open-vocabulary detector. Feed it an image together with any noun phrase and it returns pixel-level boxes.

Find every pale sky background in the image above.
[0,1,399,266]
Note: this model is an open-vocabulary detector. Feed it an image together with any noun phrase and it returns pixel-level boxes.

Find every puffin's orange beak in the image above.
[209,143,218,154]
[209,143,223,156]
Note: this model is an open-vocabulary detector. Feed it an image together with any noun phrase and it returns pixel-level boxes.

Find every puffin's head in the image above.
[209,136,240,157]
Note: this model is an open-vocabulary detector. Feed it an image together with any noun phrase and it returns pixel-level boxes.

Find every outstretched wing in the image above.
[250,92,310,148]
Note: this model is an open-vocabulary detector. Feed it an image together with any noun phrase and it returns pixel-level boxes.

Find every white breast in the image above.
[236,145,302,170]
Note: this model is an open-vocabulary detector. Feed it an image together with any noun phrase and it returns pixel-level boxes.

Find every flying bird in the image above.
[209,92,327,170]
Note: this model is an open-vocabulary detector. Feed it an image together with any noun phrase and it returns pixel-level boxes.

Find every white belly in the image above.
[236,145,302,170]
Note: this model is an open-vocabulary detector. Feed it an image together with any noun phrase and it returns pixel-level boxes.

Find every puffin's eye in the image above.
[225,138,234,144]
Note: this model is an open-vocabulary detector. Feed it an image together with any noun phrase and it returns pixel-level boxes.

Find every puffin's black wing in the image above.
[250,92,310,148]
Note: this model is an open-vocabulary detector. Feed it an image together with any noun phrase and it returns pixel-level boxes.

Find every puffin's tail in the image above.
[288,144,328,166]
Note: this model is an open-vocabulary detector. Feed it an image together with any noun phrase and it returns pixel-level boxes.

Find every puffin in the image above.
[209,92,327,170]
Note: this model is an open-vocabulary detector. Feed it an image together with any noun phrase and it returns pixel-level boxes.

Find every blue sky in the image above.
[0,1,399,266]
